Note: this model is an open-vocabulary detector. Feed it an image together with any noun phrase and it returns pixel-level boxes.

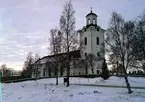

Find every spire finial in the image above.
[91,7,92,13]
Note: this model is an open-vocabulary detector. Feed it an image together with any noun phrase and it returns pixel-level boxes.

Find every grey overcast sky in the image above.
[0,0,145,70]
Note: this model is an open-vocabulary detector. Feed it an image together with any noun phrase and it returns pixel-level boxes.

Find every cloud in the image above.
[0,0,145,70]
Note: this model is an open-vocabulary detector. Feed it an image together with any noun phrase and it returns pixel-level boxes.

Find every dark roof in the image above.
[86,12,97,17]
[43,50,80,59]
[33,50,81,64]
[86,24,97,28]
[81,25,106,32]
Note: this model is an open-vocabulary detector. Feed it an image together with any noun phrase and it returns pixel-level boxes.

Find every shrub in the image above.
[101,59,109,80]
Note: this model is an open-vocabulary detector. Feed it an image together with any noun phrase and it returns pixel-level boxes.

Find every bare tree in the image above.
[1,64,7,77]
[85,53,97,74]
[132,10,145,71]
[49,28,58,85]
[34,54,40,62]
[106,12,136,94]
[21,52,34,78]
[101,59,109,80]
[49,28,62,54]
[59,1,78,87]
[49,28,63,85]
[77,58,88,75]
[107,53,120,76]
[33,54,40,79]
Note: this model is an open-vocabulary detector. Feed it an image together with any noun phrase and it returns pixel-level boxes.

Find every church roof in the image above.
[80,25,106,32]
[33,50,81,64]
[86,12,97,17]
[86,8,98,17]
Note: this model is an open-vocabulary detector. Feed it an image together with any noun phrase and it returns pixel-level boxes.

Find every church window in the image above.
[93,18,96,24]
[97,70,100,74]
[85,53,87,57]
[88,19,90,24]
[97,52,100,57]
[97,27,99,31]
[85,37,87,45]
[43,68,45,76]
[96,37,99,45]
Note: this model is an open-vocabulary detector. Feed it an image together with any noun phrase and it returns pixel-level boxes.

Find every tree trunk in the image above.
[116,60,119,76]
[91,58,94,74]
[56,68,58,85]
[122,66,132,94]
[56,76,58,85]
[124,76,132,93]
[85,65,88,74]
[91,67,94,74]
[66,33,70,87]
[36,66,38,79]
[116,67,118,76]
[49,66,51,77]
[66,59,70,87]
[60,65,63,76]
[55,63,58,85]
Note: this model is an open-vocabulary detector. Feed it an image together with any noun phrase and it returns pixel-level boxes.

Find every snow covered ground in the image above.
[2,76,145,102]
[34,76,145,87]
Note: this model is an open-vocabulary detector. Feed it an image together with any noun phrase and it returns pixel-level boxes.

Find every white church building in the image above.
[32,10,105,78]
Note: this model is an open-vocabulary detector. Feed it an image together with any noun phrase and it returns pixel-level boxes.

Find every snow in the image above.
[2,76,145,102]
[35,76,145,87]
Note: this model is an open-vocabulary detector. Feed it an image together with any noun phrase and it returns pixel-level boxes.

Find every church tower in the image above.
[80,8,105,74]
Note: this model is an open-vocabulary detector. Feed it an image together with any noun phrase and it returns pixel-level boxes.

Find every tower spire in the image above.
[91,7,92,13]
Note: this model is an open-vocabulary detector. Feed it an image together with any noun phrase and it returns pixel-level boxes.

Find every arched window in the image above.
[93,18,96,24]
[88,19,90,24]
[85,37,87,45]
[97,52,100,57]
[97,27,99,31]
[96,70,100,74]
[96,37,99,45]
[43,68,45,76]
[84,53,87,57]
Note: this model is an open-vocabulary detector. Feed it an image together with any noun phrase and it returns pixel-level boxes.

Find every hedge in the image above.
[1,76,35,83]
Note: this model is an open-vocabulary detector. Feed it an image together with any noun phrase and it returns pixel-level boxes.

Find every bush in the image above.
[69,74,101,78]
[101,59,109,80]
[1,76,33,83]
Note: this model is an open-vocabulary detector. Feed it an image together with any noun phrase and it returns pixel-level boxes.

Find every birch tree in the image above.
[59,0,78,87]
[106,12,136,93]
[49,28,62,85]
